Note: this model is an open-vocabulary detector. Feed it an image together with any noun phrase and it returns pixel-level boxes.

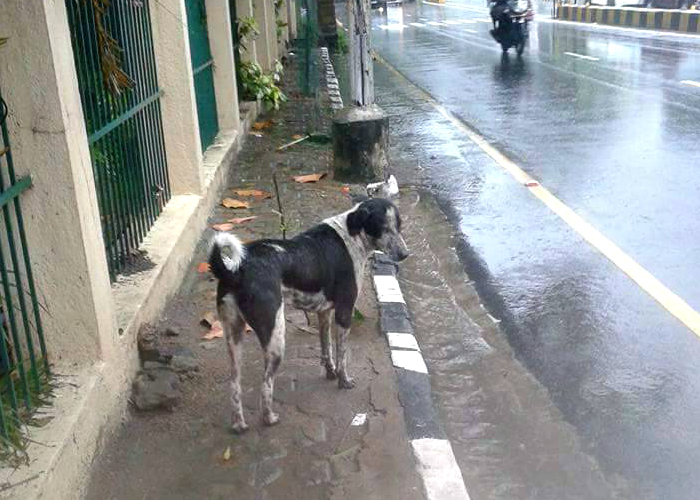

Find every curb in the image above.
[557,4,700,33]
[320,47,344,110]
[371,252,471,500]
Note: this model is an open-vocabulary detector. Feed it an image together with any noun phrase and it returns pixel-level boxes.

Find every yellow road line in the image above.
[374,52,700,338]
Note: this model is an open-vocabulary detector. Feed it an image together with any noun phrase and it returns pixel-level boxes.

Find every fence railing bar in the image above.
[0,242,30,412]
[0,173,41,393]
[192,58,214,76]
[87,90,164,145]
[0,176,31,209]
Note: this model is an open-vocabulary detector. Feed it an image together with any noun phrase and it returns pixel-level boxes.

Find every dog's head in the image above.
[347,198,409,262]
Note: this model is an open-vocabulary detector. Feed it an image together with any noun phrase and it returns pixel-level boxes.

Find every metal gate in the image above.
[0,94,49,445]
[186,0,219,151]
[66,0,171,281]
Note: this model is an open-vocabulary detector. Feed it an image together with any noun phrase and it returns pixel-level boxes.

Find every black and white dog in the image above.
[208,198,409,433]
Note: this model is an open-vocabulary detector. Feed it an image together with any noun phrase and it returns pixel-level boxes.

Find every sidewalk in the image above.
[84,58,424,500]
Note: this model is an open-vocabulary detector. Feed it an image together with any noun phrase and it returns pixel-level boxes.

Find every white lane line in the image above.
[427,21,445,26]
[681,80,700,88]
[374,52,700,340]
[458,19,477,23]
[464,28,477,33]
[391,350,429,373]
[410,22,426,27]
[387,332,421,351]
[444,20,461,25]
[411,438,471,500]
[564,51,600,61]
[475,18,492,23]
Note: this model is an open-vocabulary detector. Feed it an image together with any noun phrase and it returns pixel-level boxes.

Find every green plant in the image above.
[337,27,348,54]
[276,20,289,40]
[237,16,259,52]
[238,61,288,111]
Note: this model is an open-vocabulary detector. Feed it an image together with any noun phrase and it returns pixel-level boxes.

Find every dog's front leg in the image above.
[334,308,355,389]
[318,309,336,379]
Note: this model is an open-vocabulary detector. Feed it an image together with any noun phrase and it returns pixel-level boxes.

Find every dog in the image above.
[208,198,409,433]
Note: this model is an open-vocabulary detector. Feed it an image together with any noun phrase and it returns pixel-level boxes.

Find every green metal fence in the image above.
[66,0,171,281]
[186,0,220,151]
[0,94,49,446]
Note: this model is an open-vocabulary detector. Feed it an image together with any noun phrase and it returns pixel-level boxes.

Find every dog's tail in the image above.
[208,232,246,280]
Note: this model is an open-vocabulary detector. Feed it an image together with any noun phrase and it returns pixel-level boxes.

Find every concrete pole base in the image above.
[332,105,388,183]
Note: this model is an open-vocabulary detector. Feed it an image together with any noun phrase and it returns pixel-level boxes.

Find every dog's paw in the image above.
[263,411,280,426]
[337,376,356,389]
[325,365,338,380]
[231,421,249,434]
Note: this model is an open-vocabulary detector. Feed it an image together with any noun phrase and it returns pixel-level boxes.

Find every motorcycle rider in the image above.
[490,0,511,42]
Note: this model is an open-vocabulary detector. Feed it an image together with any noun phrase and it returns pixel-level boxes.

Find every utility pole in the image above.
[332,0,388,182]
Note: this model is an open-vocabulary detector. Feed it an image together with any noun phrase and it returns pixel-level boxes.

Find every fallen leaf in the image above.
[223,446,231,461]
[292,134,304,140]
[525,181,539,188]
[293,172,327,183]
[252,120,274,131]
[341,186,350,193]
[200,311,217,328]
[202,321,223,340]
[197,262,210,273]
[229,216,257,225]
[234,189,272,199]
[222,198,250,209]
[212,222,235,232]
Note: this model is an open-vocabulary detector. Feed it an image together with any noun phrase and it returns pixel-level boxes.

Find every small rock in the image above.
[132,368,180,411]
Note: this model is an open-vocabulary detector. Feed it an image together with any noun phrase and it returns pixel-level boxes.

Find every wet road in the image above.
[366,2,700,499]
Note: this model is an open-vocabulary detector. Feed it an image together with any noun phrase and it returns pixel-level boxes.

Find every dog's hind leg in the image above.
[261,302,286,426]
[218,294,248,434]
[334,307,356,389]
[318,309,336,379]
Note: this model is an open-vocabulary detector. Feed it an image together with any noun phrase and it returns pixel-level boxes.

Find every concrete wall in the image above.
[0,0,276,495]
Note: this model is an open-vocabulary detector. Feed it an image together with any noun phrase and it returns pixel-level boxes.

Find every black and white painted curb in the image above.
[320,47,343,110]
[372,252,471,500]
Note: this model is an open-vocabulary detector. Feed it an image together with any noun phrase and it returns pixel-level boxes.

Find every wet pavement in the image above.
[367,2,700,499]
[84,62,424,500]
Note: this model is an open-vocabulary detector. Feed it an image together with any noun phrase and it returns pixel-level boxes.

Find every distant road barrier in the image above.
[556,4,700,33]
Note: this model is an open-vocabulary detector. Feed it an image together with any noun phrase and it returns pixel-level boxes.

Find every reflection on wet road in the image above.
[367,1,700,498]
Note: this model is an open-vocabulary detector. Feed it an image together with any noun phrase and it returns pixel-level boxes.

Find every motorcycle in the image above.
[489,0,533,56]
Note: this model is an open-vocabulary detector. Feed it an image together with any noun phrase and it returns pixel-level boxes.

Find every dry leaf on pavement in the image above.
[222,198,250,209]
[212,222,235,232]
[197,262,210,273]
[202,321,223,340]
[292,134,304,140]
[233,189,272,199]
[229,216,257,225]
[293,172,327,183]
[223,446,231,461]
[252,120,274,131]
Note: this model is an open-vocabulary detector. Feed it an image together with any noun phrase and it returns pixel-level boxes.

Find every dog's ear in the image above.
[347,205,369,236]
